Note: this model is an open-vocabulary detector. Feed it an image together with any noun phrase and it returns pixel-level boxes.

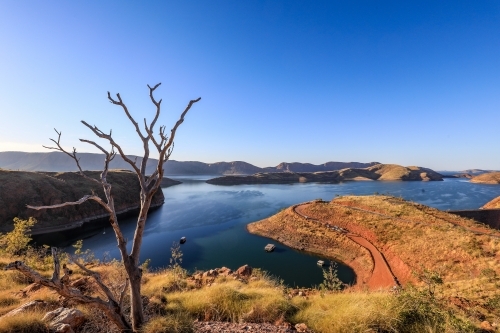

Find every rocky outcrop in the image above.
[206,164,443,185]
[2,300,51,318]
[0,170,165,233]
[470,172,500,184]
[43,307,85,333]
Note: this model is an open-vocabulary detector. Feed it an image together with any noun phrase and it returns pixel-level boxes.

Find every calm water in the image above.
[36,177,500,287]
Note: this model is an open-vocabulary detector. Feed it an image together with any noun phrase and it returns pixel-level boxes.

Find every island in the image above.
[206,164,443,185]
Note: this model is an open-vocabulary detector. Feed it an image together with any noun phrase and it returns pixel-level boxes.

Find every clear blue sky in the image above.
[1,1,499,170]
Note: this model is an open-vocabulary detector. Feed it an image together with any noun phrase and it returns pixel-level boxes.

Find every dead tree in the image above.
[5,83,200,332]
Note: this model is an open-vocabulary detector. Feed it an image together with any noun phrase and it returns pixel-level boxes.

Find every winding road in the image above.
[293,202,399,290]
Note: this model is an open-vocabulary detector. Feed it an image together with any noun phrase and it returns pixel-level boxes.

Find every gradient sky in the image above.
[0,1,499,170]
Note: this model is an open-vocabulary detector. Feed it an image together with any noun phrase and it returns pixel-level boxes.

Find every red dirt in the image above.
[295,204,398,291]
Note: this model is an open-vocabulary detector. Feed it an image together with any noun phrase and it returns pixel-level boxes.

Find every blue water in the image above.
[44,177,500,287]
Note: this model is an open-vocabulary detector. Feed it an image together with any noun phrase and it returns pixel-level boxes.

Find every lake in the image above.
[34,177,500,288]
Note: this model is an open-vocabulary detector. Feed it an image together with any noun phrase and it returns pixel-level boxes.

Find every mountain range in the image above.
[0,152,379,175]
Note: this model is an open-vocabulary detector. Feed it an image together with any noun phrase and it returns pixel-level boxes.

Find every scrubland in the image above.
[1,195,499,332]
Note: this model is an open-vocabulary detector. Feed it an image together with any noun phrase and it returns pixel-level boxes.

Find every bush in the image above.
[0,217,36,256]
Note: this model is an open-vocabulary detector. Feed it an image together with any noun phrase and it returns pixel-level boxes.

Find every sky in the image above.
[0,1,499,170]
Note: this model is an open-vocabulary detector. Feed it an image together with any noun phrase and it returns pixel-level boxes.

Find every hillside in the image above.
[482,196,500,209]
[0,151,377,175]
[0,169,165,234]
[207,164,443,185]
[248,195,500,299]
[470,172,500,184]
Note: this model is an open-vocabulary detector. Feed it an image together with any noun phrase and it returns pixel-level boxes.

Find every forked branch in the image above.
[5,248,131,330]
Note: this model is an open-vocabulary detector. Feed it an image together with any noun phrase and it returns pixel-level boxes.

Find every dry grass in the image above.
[1,194,498,332]
[292,196,500,290]
[0,310,48,333]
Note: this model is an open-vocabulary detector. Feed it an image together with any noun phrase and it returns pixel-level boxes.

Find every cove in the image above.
[33,177,500,288]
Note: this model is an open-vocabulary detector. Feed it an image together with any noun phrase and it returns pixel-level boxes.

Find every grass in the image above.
[0,195,499,332]
[0,310,48,333]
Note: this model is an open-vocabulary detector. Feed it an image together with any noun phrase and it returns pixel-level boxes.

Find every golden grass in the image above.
[292,291,399,333]
[0,310,48,333]
[158,277,294,323]
[140,312,193,333]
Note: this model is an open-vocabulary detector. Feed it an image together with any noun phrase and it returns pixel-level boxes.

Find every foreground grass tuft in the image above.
[0,311,48,333]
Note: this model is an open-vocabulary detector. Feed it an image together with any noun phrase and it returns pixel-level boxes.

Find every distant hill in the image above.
[470,172,500,184]
[464,169,498,175]
[0,151,378,175]
[206,164,443,185]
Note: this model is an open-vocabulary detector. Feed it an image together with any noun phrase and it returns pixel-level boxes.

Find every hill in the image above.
[0,151,377,175]
[481,196,500,209]
[0,169,165,234]
[470,172,500,184]
[248,195,500,301]
[207,164,443,185]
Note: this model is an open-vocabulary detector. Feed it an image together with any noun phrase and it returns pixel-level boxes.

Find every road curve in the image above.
[294,203,398,290]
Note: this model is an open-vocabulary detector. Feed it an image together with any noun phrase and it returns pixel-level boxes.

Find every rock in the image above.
[218,267,232,276]
[14,283,43,297]
[295,323,308,332]
[236,264,253,277]
[480,321,494,332]
[53,323,74,333]
[202,269,218,278]
[43,307,85,333]
[2,300,48,317]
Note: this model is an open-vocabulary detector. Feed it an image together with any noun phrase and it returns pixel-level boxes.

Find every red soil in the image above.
[295,204,398,290]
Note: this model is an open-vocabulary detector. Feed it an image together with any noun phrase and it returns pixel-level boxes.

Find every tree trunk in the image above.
[129,269,144,331]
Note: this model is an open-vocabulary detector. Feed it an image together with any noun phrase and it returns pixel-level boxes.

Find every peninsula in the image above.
[247,195,500,294]
[207,164,443,185]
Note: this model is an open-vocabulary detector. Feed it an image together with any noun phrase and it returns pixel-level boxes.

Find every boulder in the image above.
[295,323,308,332]
[2,300,48,317]
[236,264,252,277]
[217,267,232,276]
[202,269,218,278]
[480,321,494,332]
[43,307,85,333]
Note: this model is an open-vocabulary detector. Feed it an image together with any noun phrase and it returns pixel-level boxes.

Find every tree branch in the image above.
[27,195,111,213]
[5,248,131,331]
[43,129,102,186]
[107,91,145,140]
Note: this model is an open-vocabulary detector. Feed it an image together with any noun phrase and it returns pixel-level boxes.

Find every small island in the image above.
[207,164,443,185]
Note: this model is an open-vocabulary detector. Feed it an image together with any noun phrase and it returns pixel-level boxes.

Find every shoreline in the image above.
[30,200,164,236]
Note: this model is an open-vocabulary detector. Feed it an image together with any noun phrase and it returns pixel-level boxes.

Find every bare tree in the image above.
[5,83,200,332]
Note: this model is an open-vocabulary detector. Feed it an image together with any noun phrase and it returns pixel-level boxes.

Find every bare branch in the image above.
[161,97,201,155]
[70,255,119,304]
[5,249,131,331]
[42,129,102,186]
[81,121,142,177]
[27,195,111,213]
[147,82,162,134]
[107,92,145,140]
